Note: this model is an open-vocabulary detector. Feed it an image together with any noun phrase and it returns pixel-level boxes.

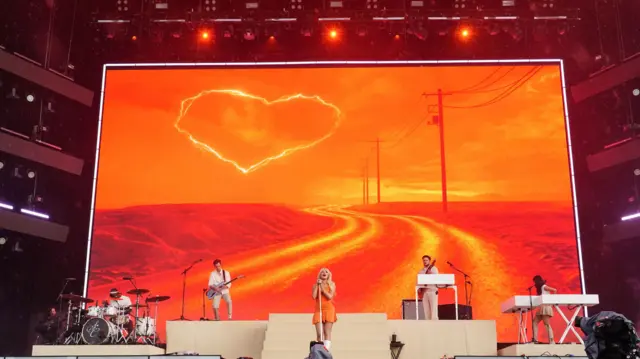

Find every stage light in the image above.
[454,0,467,8]
[117,0,129,12]
[244,29,256,41]
[394,34,400,39]
[0,160,3,170]
[633,88,639,96]
[204,0,216,11]
[0,202,13,211]
[366,0,378,9]
[410,0,424,8]
[26,94,35,102]
[329,29,338,39]
[131,35,137,41]
[20,208,49,220]
[0,237,6,245]
[7,87,19,99]
[329,0,343,8]
[290,0,302,10]
[269,35,276,41]
[459,27,471,39]
[200,31,211,40]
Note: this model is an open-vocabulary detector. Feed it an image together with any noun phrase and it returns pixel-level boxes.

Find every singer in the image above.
[208,259,232,320]
[418,255,439,320]
[532,275,557,344]
[312,268,337,350]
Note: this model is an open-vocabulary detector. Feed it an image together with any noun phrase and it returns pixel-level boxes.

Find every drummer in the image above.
[108,288,133,331]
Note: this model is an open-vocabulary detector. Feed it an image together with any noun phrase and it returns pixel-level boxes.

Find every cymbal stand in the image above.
[56,279,72,342]
[152,300,160,345]
[127,277,141,342]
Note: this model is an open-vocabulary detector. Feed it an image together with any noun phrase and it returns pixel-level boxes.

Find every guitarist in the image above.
[208,259,232,320]
[418,255,439,320]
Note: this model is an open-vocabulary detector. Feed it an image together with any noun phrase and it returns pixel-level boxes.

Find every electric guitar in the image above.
[206,275,245,299]
[418,259,437,297]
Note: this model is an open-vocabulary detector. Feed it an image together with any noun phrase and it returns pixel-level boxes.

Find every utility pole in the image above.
[376,137,381,203]
[365,160,369,205]
[424,89,451,213]
[437,89,448,213]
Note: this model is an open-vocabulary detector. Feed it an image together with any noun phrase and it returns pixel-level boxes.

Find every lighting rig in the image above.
[0,65,93,246]
[91,0,582,59]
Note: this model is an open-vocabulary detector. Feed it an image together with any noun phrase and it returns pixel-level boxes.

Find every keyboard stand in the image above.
[515,309,528,344]
[414,285,458,320]
[554,304,586,344]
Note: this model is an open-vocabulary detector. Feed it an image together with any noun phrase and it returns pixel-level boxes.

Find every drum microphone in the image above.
[123,276,134,280]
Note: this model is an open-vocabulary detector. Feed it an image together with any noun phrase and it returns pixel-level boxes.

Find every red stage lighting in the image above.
[329,29,338,39]
[200,31,210,40]
[394,34,400,39]
[459,27,471,39]
[131,35,137,41]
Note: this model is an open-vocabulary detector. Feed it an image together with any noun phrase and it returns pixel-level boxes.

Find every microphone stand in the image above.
[527,285,535,344]
[55,279,72,344]
[318,283,324,343]
[174,259,200,321]
[200,289,208,321]
[448,263,472,319]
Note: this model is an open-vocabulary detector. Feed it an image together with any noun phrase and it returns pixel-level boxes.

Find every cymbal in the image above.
[126,288,150,295]
[146,295,170,303]
[60,294,94,303]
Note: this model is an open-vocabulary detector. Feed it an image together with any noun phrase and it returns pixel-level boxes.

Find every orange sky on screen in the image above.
[96,65,572,209]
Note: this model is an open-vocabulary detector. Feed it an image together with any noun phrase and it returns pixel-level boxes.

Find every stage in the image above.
[32,314,499,359]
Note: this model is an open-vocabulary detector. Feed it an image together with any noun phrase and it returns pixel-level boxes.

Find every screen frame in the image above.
[84,59,586,308]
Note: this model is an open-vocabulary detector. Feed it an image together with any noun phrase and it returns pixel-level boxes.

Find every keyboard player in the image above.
[532,275,557,344]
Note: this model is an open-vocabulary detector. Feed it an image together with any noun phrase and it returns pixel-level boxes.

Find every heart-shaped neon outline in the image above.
[174,89,343,174]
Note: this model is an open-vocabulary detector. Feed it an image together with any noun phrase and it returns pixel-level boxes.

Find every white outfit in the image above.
[419,266,439,320]
[208,270,232,320]
[109,295,132,325]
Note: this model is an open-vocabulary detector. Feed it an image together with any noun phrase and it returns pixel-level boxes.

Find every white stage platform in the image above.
[166,313,498,359]
[498,343,587,357]
[32,344,165,356]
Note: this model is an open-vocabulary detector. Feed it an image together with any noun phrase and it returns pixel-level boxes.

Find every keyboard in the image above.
[533,294,599,306]
[417,274,455,286]
[501,295,539,313]
[501,294,599,313]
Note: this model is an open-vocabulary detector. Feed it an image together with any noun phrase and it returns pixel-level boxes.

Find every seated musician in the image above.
[418,255,439,320]
[532,275,557,344]
[35,307,60,344]
[108,288,134,332]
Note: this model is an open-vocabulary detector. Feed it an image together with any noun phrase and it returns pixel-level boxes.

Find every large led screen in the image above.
[87,61,582,342]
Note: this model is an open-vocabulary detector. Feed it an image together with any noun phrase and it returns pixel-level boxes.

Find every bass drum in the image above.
[136,317,156,336]
[82,317,117,345]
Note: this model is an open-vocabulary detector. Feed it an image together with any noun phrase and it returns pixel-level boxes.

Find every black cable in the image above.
[444,66,542,110]
[449,66,504,93]
[453,67,517,94]
[383,116,428,150]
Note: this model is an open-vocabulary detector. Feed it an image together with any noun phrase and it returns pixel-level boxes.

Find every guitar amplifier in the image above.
[402,300,473,320]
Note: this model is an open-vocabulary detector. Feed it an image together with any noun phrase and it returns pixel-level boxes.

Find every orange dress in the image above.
[312,283,337,324]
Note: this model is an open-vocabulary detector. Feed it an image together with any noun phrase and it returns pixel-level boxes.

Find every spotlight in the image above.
[329,29,338,39]
[0,237,6,245]
[117,0,129,11]
[459,27,471,39]
[0,160,3,170]
[131,35,137,41]
[27,170,36,179]
[204,0,216,11]
[633,88,639,97]
[200,30,211,40]
[243,29,256,41]
[26,94,35,102]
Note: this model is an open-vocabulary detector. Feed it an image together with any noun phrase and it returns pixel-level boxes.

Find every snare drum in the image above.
[86,306,103,317]
[82,317,118,345]
[135,317,156,336]
[103,306,118,317]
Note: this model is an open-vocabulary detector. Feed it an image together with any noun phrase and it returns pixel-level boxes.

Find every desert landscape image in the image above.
[87,63,581,342]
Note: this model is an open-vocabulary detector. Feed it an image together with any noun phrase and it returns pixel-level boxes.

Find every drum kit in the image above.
[58,289,170,345]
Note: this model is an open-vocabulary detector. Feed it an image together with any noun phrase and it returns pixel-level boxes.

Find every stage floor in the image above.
[32,344,165,356]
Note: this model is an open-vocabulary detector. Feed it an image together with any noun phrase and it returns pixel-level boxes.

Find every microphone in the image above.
[446,261,454,266]
[123,276,134,280]
[65,277,76,281]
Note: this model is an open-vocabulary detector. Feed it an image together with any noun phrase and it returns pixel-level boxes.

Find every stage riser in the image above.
[268,313,387,323]
[31,345,165,356]
[262,349,389,359]
[265,326,389,341]
[497,344,586,357]
[262,339,389,351]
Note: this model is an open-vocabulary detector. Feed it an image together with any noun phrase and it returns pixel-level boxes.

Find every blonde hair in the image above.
[317,268,336,294]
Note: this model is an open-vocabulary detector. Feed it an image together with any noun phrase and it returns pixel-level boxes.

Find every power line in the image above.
[444,66,543,109]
